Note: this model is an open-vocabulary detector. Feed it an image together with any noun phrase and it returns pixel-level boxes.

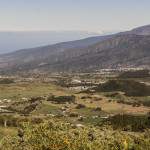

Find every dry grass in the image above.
[0,82,73,101]
[76,93,150,115]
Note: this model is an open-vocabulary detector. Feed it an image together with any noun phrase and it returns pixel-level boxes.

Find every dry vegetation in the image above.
[0,71,149,149]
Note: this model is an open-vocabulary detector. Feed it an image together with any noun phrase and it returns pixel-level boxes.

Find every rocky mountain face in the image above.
[37,34,150,72]
[0,25,150,73]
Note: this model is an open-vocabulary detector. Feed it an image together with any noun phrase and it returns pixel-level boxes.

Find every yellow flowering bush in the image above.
[1,120,150,150]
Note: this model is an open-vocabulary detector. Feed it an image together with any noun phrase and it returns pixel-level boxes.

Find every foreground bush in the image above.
[1,120,150,150]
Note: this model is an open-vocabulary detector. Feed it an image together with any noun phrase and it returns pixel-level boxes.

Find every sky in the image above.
[0,0,150,32]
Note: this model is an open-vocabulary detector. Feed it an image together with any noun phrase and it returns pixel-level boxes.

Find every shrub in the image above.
[75,104,86,109]
[143,100,150,107]
[47,95,75,104]
[108,114,150,132]
[0,78,14,84]
[93,107,102,112]
[93,80,150,96]
[81,96,92,99]
[69,112,79,117]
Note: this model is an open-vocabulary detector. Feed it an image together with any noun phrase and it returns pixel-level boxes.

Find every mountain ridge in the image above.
[0,25,150,73]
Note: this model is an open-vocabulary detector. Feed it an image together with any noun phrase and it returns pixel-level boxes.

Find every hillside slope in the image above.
[0,25,150,73]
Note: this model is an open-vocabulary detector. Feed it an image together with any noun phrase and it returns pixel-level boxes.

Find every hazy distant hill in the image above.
[0,31,100,54]
[0,25,150,73]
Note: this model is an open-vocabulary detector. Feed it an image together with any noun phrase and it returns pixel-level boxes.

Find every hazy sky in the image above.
[0,0,149,32]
